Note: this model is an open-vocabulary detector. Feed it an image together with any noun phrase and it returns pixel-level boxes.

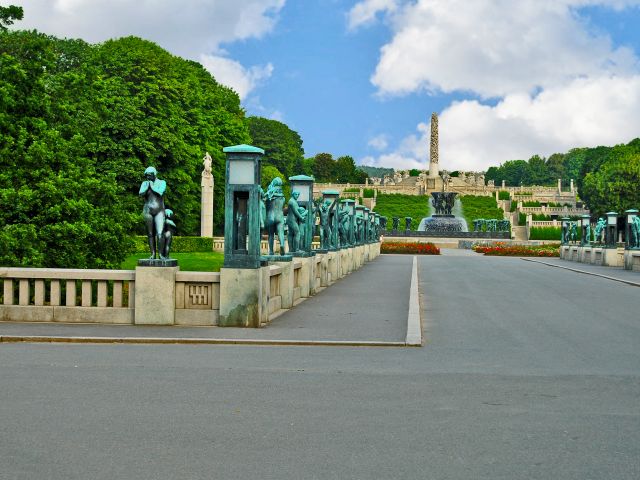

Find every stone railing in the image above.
[0,243,382,328]
[212,237,322,253]
[0,268,135,324]
[520,206,589,215]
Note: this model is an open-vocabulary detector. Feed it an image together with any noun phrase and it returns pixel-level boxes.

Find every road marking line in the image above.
[405,255,423,346]
[522,258,640,287]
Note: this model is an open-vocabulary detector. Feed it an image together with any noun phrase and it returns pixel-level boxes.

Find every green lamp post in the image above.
[363,208,370,243]
[355,205,365,245]
[581,214,591,246]
[289,175,315,255]
[561,217,570,245]
[222,144,263,268]
[343,199,356,247]
[625,209,639,249]
[606,212,618,248]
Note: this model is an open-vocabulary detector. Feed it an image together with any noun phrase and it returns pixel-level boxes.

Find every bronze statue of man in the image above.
[139,166,167,259]
[286,190,307,253]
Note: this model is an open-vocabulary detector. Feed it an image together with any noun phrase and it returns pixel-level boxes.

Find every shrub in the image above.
[522,201,542,207]
[381,242,440,255]
[133,236,213,253]
[343,187,360,193]
[529,227,563,240]
[363,188,375,198]
[498,191,510,200]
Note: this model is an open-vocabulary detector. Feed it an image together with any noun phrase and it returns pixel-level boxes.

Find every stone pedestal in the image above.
[219,267,269,327]
[319,254,329,287]
[297,257,312,298]
[275,261,294,309]
[134,266,178,325]
[328,251,339,285]
[201,173,214,237]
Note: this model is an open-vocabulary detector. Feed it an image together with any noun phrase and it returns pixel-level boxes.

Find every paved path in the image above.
[1,254,639,479]
[0,255,413,343]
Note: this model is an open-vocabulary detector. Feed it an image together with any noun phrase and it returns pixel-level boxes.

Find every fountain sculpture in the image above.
[417,172,468,233]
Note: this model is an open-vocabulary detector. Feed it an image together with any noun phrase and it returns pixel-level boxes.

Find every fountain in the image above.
[418,173,468,233]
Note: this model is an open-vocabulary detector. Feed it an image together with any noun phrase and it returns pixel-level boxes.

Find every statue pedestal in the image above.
[134,265,179,325]
[137,258,178,267]
[219,267,269,327]
[201,173,214,237]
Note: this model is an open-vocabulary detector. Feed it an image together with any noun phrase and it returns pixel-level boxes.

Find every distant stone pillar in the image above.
[201,152,214,237]
[428,112,439,178]
[502,180,506,189]
[557,178,562,193]
[570,179,575,193]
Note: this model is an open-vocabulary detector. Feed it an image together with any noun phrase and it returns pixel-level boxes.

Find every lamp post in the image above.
[581,214,591,246]
[289,175,315,255]
[625,209,639,249]
[363,208,370,244]
[561,217,570,245]
[355,205,365,245]
[322,190,340,250]
[222,144,263,268]
[606,212,618,248]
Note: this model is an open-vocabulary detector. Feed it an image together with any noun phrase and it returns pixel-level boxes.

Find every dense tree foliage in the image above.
[0,29,250,267]
[484,139,640,215]
[357,165,393,178]
[310,153,367,183]
[247,116,304,179]
[0,5,22,30]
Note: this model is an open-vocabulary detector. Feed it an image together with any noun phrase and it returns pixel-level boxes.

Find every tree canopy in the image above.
[247,116,304,179]
[0,29,250,267]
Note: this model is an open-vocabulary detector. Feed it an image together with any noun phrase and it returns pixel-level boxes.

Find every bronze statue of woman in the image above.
[265,177,286,255]
[139,166,167,259]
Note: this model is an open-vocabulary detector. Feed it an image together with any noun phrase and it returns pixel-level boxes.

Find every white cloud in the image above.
[13,0,285,99]
[367,134,390,151]
[362,0,640,98]
[347,0,399,30]
[200,55,273,101]
[353,0,640,170]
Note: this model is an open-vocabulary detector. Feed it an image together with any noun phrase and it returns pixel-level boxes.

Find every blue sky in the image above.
[13,0,640,172]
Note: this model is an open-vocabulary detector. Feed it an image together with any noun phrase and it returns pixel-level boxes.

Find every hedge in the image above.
[132,236,214,253]
[498,191,510,200]
[529,227,563,241]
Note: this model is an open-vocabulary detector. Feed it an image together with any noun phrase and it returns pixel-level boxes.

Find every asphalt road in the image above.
[1,254,639,479]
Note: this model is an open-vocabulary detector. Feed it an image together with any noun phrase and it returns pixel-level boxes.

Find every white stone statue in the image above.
[203,151,212,177]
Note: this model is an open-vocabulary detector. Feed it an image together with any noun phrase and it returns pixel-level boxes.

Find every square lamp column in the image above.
[625,209,638,249]
[222,144,263,268]
[355,205,365,245]
[322,190,340,250]
[289,175,315,255]
[581,214,591,246]
[363,208,370,243]
[606,212,618,248]
[561,217,570,245]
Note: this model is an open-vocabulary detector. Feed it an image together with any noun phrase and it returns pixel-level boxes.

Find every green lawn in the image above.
[374,194,431,230]
[120,252,224,271]
[459,195,505,230]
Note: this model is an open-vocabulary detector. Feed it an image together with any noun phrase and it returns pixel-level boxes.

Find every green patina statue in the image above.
[162,208,177,258]
[286,190,307,253]
[631,216,640,249]
[593,217,606,244]
[265,177,286,256]
[319,199,335,249]
[405,216,413,231]
[139,166,168,259]
[338,202,350,247]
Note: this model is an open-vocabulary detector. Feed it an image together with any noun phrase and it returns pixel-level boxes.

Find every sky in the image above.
[10,0,640,172]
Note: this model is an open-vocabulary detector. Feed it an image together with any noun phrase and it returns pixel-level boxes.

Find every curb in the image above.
[405,255,423,346]
[521,258,640,287]
[0,335,409,347]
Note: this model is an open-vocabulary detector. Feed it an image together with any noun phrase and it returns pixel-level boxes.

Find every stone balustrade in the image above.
[520,206,589,215]
[0,243,381,327]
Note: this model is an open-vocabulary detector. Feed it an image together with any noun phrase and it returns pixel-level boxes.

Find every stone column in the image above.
[200,153,215,237]
[219,266,269,327]
[428,112,439,178]
[570,179,575,193]
[557,178,562,193]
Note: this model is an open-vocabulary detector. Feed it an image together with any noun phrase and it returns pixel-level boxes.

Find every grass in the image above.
[374,194,431,230]
[459,195,504,230]
[120,251,224,271]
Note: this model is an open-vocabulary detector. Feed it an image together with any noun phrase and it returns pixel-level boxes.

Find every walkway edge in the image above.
[405,256,423,346]
[521,258,640,287]
[0,335,407,347]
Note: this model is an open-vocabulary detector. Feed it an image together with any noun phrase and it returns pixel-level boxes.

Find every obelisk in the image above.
[201,152,214,237]
[428,112,439,178]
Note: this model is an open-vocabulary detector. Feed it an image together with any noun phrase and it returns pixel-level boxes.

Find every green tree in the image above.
[247,116,304,179]
[0,5,22,30]
[312,153,336,182]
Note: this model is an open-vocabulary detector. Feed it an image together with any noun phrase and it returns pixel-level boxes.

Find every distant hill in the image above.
[357,166,394,178]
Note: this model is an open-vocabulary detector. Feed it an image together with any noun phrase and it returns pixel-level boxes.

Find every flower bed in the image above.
[472,242,559,257]
[381,242,440,255]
